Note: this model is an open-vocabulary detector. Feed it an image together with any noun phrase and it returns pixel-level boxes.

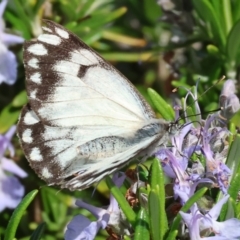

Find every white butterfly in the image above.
[17,20,170,190]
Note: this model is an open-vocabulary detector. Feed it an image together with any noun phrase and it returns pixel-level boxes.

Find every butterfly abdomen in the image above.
[77,121,167,159]
[77,136,128,159]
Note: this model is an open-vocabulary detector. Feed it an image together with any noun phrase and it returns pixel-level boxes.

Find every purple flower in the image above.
[0,0,24,85]
[156,122,193,178]
[65,173,128,240]
[180,195,240,239]
[156,123,211,204]
[201,115,231,193]
[0,126,27,211]
[219,79,240,121]
[155,80,237,202]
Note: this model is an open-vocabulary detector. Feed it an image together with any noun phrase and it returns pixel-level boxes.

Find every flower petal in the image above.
[2,33,24,46]
[0,43,17,85]
[208,195,229,220]
[2,157,27,177]
[0,0,7,19]
[212,218,240,239]
[0,175,25,211]
[179,211,192,226]
[75,199,107,219]
[0,125,16,158]
[65,215,101,240]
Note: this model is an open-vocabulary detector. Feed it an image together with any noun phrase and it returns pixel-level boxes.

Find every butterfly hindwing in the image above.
[17,104,166,190]
[17,20,168,190]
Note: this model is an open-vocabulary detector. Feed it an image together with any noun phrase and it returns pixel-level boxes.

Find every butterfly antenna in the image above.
[173,75,225,102]
[179,108,222,123]
[199,75,225,100]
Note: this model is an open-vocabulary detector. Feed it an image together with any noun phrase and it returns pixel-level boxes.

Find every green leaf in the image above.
[134,208,150,240]
[143,0,162,24]
[192,0,225,49]
[232,0,240,23]
[4,190,38,240]
[59,1,78,21]
[138,165,149,182]
[206,44,220,55]
[81,31,103,45]
[70,7,127,32]
[12,91,27,107]
[229,197,237,218]
[150,159,165,192]
[226,19,240,66]
[219,196,236,221]
[40,188,69,230]
[147,88,175,121]
[171,79,190,90]
[12,0,33,24]
[229,123,237,145]
[221,0,233,35]
[148,190,161,240]
[106,176,136,226]
[77,0,99,18]
[149,159,168,240]
[101,51,157,62]
[210,0,232,36]
[32,0,46,15]
[30,222,46,240]
[236,197,240,219]
[229,173,240,202]
[224,135,240,219]
[166,230,178,240]
[181,188,207,211]
[0,104,21,133]
[226,134,240,178]
[4,11,31,39]
[5,0,32,39]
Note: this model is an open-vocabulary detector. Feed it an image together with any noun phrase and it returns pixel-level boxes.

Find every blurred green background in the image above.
[1,0,240,239]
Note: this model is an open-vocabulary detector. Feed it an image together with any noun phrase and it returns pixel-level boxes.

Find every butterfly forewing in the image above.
[17,20,169,190]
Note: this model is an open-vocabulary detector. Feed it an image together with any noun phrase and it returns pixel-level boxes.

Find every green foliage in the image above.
[134,208,150,240]
[30,222,46,240]
[4,190,38,240]
[149,159,168,240]
[148,88,175,121]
